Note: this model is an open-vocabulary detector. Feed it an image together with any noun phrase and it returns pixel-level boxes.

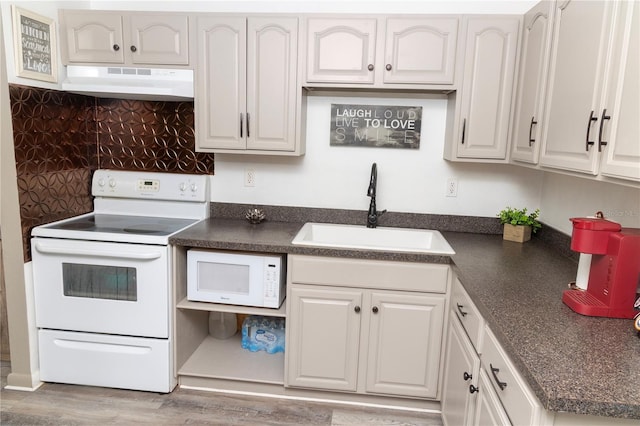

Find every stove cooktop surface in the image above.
[33,213,201,244]
[47,214,198,236]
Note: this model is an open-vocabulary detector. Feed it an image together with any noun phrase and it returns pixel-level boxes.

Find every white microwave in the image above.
[187,250,286,308]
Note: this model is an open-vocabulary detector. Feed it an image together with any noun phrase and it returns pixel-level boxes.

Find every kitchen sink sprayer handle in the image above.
[456,303,468,317]
[490,363,508,390]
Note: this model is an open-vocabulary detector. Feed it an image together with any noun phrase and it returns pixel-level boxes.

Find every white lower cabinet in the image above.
[286,255,448,399]
[441,312,480,426]
[474,367,511,426]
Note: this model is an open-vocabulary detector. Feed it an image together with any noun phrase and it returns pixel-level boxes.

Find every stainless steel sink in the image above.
[291,222,455,255]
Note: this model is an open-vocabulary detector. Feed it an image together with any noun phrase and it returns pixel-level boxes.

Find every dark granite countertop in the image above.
[170,213,640,420]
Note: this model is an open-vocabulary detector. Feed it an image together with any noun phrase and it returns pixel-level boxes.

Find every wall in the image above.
[540,173,640,235]
[212,94,545,219]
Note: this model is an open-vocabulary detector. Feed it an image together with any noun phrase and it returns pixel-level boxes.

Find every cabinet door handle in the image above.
[469,384,479,394]
[598,108,611,152]
[367,64,374,71]
[461,119,466,144]
[354,305,361,313]
[130,45,137,52]
[585,110,598,151]
[247,113,250,138]
[372,306,379,314]
[456,303,468,317]
[113,44,120,51]
[463,372,472,381]
[240,113,244,138]
[528,117,538,146]
[385,64,392,71]
[490,363,508,390]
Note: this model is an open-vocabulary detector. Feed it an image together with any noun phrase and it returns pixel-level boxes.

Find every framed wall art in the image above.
[330,104,422,149]
[12,5,58,83]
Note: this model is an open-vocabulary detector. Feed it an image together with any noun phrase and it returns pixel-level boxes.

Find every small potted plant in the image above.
[497,207,541,243]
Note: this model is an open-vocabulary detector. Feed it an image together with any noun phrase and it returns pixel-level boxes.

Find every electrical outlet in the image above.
[244,169,256,187]
[446,178,458,197]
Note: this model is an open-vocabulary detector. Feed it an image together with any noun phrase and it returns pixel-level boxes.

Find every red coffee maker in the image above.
[563,216,640,319]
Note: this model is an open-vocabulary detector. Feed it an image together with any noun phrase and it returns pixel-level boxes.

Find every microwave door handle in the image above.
[33,242,162,260]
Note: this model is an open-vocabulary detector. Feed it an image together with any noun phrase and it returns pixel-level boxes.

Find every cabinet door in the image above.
[442,314,480,426]
[62,11,124,64]
[247,17,298,151]
[540,0,613,174]
[128,15,189,65]
[473,369,511,426]
[511,1,554,165]
[456,17,520,159]
[286,286,362,392]
[599,1,640,182]
[195,17,247,151]
[383,18,458,85]
[365,291,445,398]
[306,18,377,84]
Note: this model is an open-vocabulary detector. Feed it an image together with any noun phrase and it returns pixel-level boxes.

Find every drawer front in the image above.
[481,326,541,426]
[39,329,173,393]
[289,255,449,293]
[451,278,484,353]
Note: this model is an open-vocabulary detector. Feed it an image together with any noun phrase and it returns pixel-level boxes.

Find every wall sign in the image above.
[330,104,422,149]
[12,6,57,83]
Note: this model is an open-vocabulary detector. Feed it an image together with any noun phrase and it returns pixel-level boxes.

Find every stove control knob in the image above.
[108,178,116,188]
[190,183,198,192]
[97,178,106,187]
[179,182,187,192]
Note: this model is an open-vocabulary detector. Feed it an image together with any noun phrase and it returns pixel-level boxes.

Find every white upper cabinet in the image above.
[445,16,520,161]
[539,0,613,174]
[60,10,189,66]
[598,1,640,182]
[382,18,458,85]
[195,16,302,155]
[510,1,554,165]
[305,18,377,84]
[304,16,458,88]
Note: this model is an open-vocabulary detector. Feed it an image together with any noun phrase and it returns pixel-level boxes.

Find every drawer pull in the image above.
[490,364,508,390]
[456,303,468,317]
[469,384,479,394]
[463,371,472,381]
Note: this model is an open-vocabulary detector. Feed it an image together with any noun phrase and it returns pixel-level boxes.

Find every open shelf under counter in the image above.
[177,297,287,318]
[178,333,284,385]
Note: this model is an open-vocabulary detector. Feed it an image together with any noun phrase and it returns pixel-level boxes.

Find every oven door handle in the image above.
[33,242,163,260]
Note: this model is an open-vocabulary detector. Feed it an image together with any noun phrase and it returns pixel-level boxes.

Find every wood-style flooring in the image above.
[1,362,443,425]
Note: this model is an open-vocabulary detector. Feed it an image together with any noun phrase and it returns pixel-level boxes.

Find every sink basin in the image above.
[291,222,455,255]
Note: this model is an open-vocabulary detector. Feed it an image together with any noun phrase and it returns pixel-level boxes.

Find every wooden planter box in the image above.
[503,224,532,243]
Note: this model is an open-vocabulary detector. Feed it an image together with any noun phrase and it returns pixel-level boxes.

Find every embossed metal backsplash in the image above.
[9,84,214,261]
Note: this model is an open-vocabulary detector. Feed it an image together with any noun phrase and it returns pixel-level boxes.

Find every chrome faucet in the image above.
[367,163,386,228]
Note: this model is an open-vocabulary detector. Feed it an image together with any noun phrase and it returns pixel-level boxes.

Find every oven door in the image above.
[32,237,170,338]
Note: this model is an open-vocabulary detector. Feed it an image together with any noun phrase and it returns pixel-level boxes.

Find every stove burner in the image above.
[57,221,95,230]
[123,224,170,234]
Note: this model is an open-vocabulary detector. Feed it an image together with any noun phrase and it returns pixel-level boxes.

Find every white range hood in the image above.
[61,65,194,101]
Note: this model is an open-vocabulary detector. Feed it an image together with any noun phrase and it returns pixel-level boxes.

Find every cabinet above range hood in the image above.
[61,66,194,101]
